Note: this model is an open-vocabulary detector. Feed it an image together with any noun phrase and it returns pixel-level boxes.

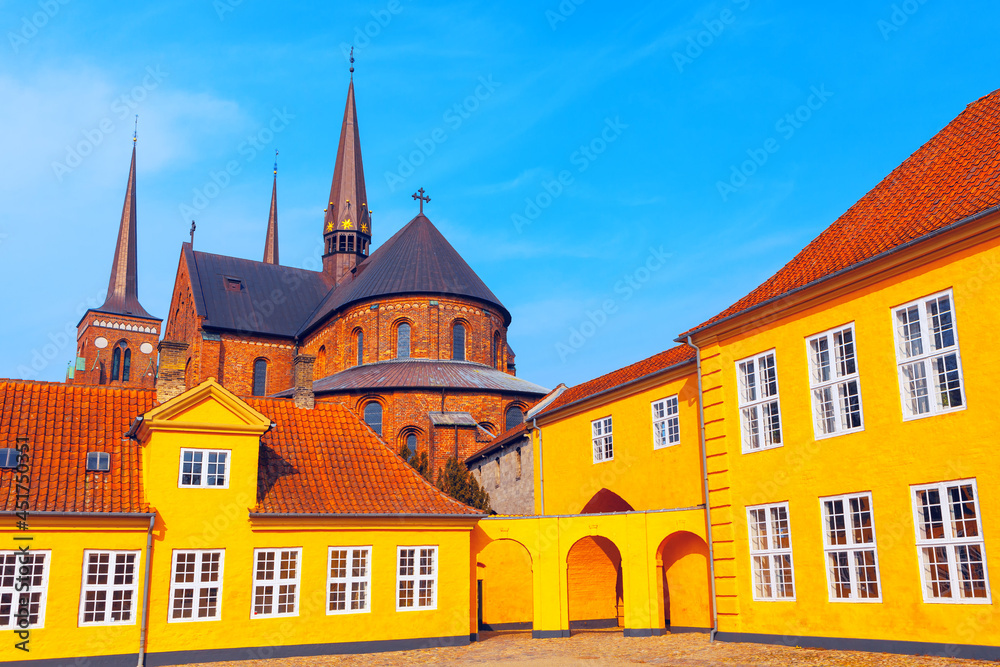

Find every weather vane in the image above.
[190,220,196,245]
[273,149,278,175]
[349,46,355,76]
[133,115,138,143]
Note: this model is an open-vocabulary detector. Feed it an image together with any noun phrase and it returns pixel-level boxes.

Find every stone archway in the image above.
[477,539,533,631]
[656,531,712,632]
[566,535,623,632]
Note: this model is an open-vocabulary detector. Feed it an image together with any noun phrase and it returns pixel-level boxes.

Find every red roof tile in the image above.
[684,88,1000,337]
[248,398,482,516]
[0,379,154,514]
[535,345,695,419]
[0,379,480,517]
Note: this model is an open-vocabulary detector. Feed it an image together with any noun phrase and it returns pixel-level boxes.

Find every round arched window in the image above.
[405,433,417,457]
[252,359,268,396]
[364,402,383,436]
[397,322,411,359]
[452,323,466,361]
[505,406,524,432]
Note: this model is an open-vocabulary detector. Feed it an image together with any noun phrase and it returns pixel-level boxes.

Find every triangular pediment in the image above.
[138,377,271,437]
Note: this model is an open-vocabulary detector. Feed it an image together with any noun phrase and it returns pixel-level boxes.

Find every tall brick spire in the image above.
[322,71,372,283]
[99,140,153,318]
[263,156,279,265]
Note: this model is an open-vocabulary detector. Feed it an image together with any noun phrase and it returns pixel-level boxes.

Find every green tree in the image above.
[398,442,431,481]
[435,457,492,513]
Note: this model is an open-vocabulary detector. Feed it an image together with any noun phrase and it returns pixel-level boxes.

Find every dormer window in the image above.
[225,277,243,292]
[0,449,19,469]
[178,448,230,488]
[86,452,111,472]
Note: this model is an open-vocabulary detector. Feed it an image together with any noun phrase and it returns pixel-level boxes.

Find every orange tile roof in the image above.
[535,345,695,419]
[0,379,154,514]
[683,88,1000,337]
[0,379,480,517]
[248,398,483,516]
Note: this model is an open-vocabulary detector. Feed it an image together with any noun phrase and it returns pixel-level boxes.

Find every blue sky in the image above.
[1,0,998,390]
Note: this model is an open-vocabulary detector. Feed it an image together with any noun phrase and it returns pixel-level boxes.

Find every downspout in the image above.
[533,418,545,516]
[137,513,155,667]
[687,336,718,642]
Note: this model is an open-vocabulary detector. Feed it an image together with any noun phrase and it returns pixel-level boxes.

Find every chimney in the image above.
[156,340,189,403]
[293,354,316,410]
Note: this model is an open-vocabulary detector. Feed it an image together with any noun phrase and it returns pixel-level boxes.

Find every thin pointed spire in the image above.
[324,75,370,239]
[263,151,279,265]
[98,136,153,318]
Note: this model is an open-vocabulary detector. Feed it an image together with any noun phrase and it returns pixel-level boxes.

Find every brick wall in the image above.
[567,536,623,626]
[469,433,534,515]
[71,312,161,389]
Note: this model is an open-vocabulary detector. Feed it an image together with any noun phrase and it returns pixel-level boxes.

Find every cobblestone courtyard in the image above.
[179,630,995,667]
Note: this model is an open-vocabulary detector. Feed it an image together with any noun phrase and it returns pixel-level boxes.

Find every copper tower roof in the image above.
[263,167,279,265]
[95,143,155,320]
[324,79,370,236]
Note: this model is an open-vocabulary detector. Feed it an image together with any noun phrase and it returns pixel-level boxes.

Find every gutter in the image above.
[137,514,155,667]
[0,511,154,518]
[534,418,545,516]
[247,512,485,519]
[677,202,1000,342]
[687,336,718,642]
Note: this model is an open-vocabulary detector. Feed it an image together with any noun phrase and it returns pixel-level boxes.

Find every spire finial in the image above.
[349,46,355,77]
[412,188,430,215]
[133,115,138,143]
[190,220,196,246]
[273,149,278,176]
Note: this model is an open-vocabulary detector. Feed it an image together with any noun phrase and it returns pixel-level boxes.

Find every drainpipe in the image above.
[533,418,545,516]
[687,336,718,642]
[137,513,155,666]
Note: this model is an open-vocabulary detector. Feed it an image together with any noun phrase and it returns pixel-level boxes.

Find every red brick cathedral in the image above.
[69,75,548,474]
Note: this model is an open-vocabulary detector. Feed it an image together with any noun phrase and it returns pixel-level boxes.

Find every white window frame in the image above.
[736,350,783,453]
[807,324,864,439]
[0,550,50,629]
[79,550,141,625]
[177,448,230,489]
[892,288,966,420]
[820,493,881,602]
[327,547,372,615]
[746,502,795,601]
[911,479,990,604]
[168,549,225,623]
[652,395,680,449]
[591,416,613,463]
[396,546,437,611]
[251,548,302,619]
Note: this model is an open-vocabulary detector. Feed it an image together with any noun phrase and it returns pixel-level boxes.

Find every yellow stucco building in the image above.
[474,88,1000,659]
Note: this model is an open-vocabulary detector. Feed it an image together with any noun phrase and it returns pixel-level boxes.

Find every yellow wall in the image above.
[0,518,150,663]
[476,539,532,626]
[698,224,1000,645]
[534,368,703,516]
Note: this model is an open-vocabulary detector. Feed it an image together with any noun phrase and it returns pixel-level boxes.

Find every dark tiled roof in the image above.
[248,398,482,516]
[0,379,154,514]
[185,244,333,338]
[291,359,549,396]
[536,345,695,419]
[465,420,530,463]
[683,88,1000,337]
[300,214,511,334]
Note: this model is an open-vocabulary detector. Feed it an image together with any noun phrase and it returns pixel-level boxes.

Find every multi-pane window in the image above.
[397,547,437,611]
[252,358,268,396]
[252,549,301,618]
[747,503,795,600]
[912,480,990,603]
[328,547,371,614]
[591,416,613,463]
[505,406,524,432]
[737,351,782,452]
[893,289,965,419]
[652,396,680,448]
[178,449,229,488]
[168,550,224,622]
[79,551,140,625]
[808,325,864,438]
[452,323,466,361]
[0,550,49,628]
[364,402,383,437]
[821,493,880,601]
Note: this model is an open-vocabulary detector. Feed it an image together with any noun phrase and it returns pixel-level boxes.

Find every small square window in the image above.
[224,277,243,292]
[86,452,111,472]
